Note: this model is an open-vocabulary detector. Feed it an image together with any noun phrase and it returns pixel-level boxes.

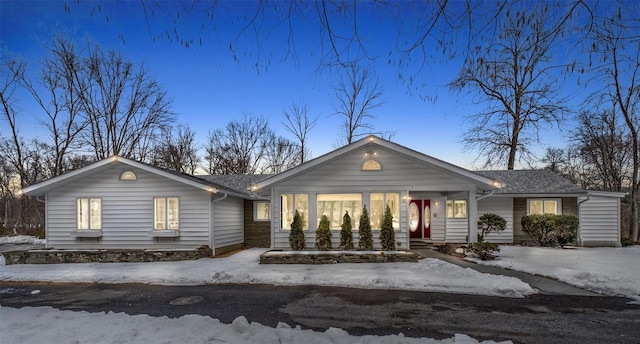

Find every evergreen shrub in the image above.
[379,205,396,251]
[339,211,354,250]
[315,214,332,250]
[288,210,306,250]
[358,205,373,250]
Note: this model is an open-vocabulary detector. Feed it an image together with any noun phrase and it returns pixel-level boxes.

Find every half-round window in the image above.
[119,171,137,181]
[362,159,381,171]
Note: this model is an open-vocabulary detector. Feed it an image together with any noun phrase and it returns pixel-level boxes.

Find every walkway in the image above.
[412,247,600,296]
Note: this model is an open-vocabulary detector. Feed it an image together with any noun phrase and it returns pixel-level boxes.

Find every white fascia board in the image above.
[586,190,627,198]
[489,193,588,198]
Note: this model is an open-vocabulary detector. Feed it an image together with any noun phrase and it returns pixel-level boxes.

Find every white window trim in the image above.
[153,197,180,230]
[253,201,271,221]
[280,194,309,230]
[369,192,400,230]
[446,199,467,219]
[76,197,102,231]
[316,193,363,230]
[527,198,562,215]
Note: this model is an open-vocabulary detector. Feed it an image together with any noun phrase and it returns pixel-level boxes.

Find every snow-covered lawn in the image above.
[470,245,640,302]
[0,235,45,245]
[0,306,509,344]
[0,248,534,298]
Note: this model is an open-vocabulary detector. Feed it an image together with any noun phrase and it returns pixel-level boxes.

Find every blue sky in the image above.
[1,1,576,169]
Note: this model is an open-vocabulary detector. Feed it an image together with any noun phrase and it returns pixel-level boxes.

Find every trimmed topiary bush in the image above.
[379,205,396,251]
[288,210,306,250]
[469,213,506,260]
[339,211,354,250]
[358,205,373,250]
[521,214,578,247]
[477,213,507,238]
[315,214,332,250]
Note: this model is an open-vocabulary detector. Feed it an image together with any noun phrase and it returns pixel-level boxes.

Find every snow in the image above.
[469,246,640,302]
[0,235,45,245]
[0,248,535,298]
[0,306,511,344]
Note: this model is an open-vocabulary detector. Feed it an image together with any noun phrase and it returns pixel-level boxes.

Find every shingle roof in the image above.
[201,174,273,197]
[477,169,586,195]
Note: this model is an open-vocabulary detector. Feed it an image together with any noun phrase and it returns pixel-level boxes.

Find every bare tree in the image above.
[333,64,384,146]
[262,135,300,174]
[0,57,28,188]
[450,5,576,170]
[590,7,640,241]
[18,36,88,177]
[203,113,271,174]
[572,109,632,192]
[282,101,317,164]
[77,45,174,160]
[152,125,201,175]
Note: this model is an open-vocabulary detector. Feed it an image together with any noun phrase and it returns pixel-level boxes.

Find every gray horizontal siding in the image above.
[276,147,475,192]
[579,195,620,246]
[45,162,211,249]
[213,196,244,249]
[478,197,514,244]
[445,218,468,243]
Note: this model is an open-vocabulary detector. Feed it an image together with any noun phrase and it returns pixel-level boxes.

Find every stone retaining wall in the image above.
[260,250,420,264]
[2,245,212,265]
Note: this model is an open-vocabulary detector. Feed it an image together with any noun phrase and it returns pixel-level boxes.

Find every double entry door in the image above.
[409,199,431,239]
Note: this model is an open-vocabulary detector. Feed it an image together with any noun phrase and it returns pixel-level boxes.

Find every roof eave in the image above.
[22,156,217,196]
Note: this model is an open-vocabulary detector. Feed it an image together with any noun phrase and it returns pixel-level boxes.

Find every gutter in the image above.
[476,190,494,201]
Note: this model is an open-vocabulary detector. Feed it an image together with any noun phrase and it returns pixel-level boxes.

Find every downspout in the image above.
[468,190,495,244]
[210,192,228,255]
[577,194,592,247]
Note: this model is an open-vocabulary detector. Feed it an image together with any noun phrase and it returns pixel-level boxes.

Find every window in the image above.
[446,200,467,218]
[254,201,271,221]
[77,198,101,230]
[281,194,308,230]
[370,193,400,229]
[528,199,561,215]
[362,159,381,171]
[154,197,179,230]
[317,194,362,229]
[119,171,137,180]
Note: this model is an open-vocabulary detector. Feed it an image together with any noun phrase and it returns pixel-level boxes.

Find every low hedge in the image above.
[521,214,578,247]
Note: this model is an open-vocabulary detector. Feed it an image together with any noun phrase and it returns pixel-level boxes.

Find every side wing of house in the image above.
[44,162,212,249]
[578,192,625,247]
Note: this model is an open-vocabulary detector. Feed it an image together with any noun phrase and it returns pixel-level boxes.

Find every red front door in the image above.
[409,200,422,238]
[409,199,431,239]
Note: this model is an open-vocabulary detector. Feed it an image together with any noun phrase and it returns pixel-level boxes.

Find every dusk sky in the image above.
[1,1,588,169]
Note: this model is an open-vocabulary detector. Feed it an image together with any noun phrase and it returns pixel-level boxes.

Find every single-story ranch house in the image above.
[22,135,625,254]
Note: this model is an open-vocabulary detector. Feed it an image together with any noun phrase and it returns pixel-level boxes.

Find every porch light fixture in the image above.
[369,136,374,141]
[111,155,118,161]
[364,151,377,157]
